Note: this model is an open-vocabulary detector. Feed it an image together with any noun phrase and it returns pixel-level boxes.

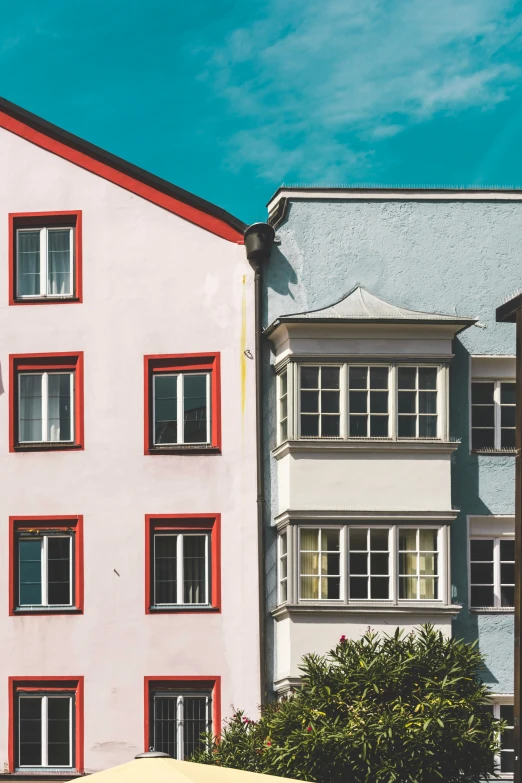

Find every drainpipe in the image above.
[244,222,275,706]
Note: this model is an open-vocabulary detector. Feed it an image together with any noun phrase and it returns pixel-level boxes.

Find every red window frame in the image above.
[8,676,84,773]
[144,676,221,755]
[9,352,85,452]
[9,211,83,305]
[144,353,221,454]
[9,516,84,616]
[145,515,221,614]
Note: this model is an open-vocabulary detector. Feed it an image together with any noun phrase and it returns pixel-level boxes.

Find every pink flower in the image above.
[340,635,346,642]
[266,741,271,746]
[307,726,312,732]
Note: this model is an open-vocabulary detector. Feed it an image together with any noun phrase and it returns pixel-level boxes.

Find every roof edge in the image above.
[0,96,246,242]
[264,315,477,339]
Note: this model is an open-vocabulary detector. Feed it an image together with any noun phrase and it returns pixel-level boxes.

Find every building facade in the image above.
[0,100,260,776]
[262,189,517,770]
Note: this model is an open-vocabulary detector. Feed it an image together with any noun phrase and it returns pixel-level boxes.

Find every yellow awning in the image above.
[85,755,291,783]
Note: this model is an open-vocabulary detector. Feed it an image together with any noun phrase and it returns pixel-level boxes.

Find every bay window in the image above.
[278,523,447,606]
[278,361,445,443]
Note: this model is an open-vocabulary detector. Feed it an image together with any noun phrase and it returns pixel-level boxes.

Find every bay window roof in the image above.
[265,285,476,337]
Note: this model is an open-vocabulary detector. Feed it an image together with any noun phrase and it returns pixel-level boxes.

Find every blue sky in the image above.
[2,0,522,223]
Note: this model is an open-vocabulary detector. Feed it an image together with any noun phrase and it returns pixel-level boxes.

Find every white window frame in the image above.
[297,526,344,602]
[278,361,447,444]
[471,379,516,452]
[18,533,73,609]
[16,226,74,300]
[490,697,514,778]
[18,371,74,444]
[153,532,210,607]
[469,536,514,610]
[152,372,211,446]
[278,368,288,443]
[280,523,447,606]
[278,531,288,604]
[347,525,393,601]
[152,691,212,760]
[18,693,73,769]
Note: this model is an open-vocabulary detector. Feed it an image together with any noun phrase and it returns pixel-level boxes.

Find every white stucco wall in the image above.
[0,128,259,772]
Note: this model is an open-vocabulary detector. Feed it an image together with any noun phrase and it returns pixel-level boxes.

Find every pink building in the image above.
[0,99,260,776]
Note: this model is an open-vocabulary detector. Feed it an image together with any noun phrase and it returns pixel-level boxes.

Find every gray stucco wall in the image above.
[263,197,519,695]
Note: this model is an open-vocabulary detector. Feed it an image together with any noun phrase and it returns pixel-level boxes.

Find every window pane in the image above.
[500,539,515,561]
[419,529,437,551]
[48,230,71,296]
[47,697,71,766]
[419,368,437,390]
[19,539,42,605]
[300,576,319,598]
[399,576,417,598]
[350,391,367,413]
[183,536,207,604]
[501,563,515,585]
[501,429,516,450]
[19,374,43,442]
[370,367,388,389]
[19,697,42,766]
[399,529,417,551]
[419,554,437,576]
[419,415,437,438]
[370,529,388,551]
[419,577,437,599]
[301,415,319,436]
[501,383,516,405]
[321,367,340,389]
[370,391,388,413]
[419,392,437,414]
[323,530,340,551]
[47,537,71,605]
[300,553,319,575]
[370,416,389,437]
[48,374,72,442]
[371,577,389,599]
[154,375,177,444]
[472,406,494,427]
[349,366,367,389]
[398,416,416,438]
[398,391,416,413]
[155,535,177,604]
[17,231,41,297]
[471,585,495,607]
[322,576,340,599]
[501,406,516,428]
[350,553,367,575]
[183,696,210,759]
[501,586,515,607]
[350,415,368,437]
[300,529,319,551]
[472,382,494,404]
[184,374,208,444]
[321,391,339,413]
[470,539,494,560]
[153,696,177,758]
[470,562,494,583]
[370,553,389,575]
[399,553,417,575]
[472,428,495,450]
[321,415,340,436]
[350,528,368,550]
[280,371,287,396]
[398,367,416,389]
[301,367,319,388]
[350,577,368,598]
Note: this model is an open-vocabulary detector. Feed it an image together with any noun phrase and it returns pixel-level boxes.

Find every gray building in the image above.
[262,188,518,774]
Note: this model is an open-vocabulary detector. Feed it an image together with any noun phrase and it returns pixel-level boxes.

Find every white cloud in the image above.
[199,0,521,181]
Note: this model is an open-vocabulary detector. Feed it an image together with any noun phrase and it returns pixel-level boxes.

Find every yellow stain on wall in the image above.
[240,274,247,434]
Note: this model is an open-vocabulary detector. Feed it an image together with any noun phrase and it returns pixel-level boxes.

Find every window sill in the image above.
[273,602,462,619]
[13,296,80,305]
[471,449,516,456]
[147,445,221,456]
[13,607,82,616]
[148,605,220,613]
[273,439,459,458]
[469,607,514,614]
[12,443,82,453]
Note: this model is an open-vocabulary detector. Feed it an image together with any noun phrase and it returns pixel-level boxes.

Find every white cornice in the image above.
[274,508,459,527]
[272,603,462,620]
[272,439,460,459]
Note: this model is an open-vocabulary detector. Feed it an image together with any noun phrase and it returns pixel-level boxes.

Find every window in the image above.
[349,527,389,599]
[10,517,83,615]
[471,381,516,452]
[145,354,221,453]
[279,532,288,603]
[10,212,82,304]
[281,524,447,606]
[145,678,220,761]
[490,700,514,775]
[146,516,220,612]
[9,678,83,773]
[279,362,445,443]
[470,538,514,609]
[349,366,389,437]
[10,354,84,451]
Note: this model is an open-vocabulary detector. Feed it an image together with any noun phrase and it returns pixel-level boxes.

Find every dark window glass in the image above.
[472,405,494,427]
[301,415,319,436]
[472,383,494,404]
[419,367,437,389]
[501,540,515,561]
[183,374,208,443]
[321,367,340,389]
[398,367,416,389]
[398,416,416,438]
[350,415,367,437]
[47,698,71,766]
[322,415,340,436]
[154,375,177,444]
[501,383,516,405]
[472,428,495,450]
[349,366,367,389]
[370,416,388,437]
[500,704,515,773]
[350,577,367,599]
[152,694,210,760]
[19,539,41,606]
[501,428,516,450]
[183,536,206,604]
[301,391,319,412]
[154,535,177,604]
[301,367,319,388]
[19,697,41,766]
[47,538,71,605]
[370,367,388,389]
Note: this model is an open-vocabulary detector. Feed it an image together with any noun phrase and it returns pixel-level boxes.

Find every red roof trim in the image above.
[0,106,244,243]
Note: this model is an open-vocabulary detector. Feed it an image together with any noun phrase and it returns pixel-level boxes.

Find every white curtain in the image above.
[48,230,71,295]
[19,375,42,442]
[17,231,40,296]
[48,373,72,442]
